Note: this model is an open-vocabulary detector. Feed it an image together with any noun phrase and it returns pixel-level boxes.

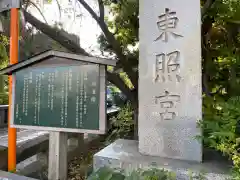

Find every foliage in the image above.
[106,103,134,143]
[108,85,120,94]
[199,96,240,178]
[87,167,207,180]
[0,92,8,104]
[99,0,138,53]
[201,0,240,98]
[0,34,9,67]
[0,34,9,104]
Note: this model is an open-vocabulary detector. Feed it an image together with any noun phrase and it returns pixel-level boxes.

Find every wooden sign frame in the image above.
[0,50,117,135]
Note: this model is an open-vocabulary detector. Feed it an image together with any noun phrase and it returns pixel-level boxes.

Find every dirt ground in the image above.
[67,140,106,180]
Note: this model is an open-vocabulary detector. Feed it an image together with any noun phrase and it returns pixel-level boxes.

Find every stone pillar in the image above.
[139,0,202,162]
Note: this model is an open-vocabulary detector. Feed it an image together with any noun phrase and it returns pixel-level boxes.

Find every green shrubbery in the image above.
[106,103,134,143]
[87,167,207,180]
[199,96,240,178]
[0,92,8,104]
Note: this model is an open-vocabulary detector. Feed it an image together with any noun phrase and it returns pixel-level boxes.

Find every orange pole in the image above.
[8,8,19,172]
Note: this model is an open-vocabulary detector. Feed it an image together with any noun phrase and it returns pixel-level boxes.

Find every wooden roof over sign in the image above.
[0,50,117,75]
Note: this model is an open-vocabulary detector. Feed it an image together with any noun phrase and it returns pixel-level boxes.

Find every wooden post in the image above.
[48,132,68,180]
[8,8,18,172]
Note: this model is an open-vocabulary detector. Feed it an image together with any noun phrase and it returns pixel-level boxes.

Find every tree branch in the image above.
[23,10,88,55]
[107,71,136,104]
[26,1,48,24]
[78,0,138,89]
[201,0,215,17]
[98,0,104,21]
[23,10,136,104]
[77,0,99,22]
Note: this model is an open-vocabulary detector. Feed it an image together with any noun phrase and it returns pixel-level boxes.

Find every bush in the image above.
[199,96,240,178]
[0,92,8,104]
[87,167,207,180]
[87,167,176,180]
[106,103,134,143]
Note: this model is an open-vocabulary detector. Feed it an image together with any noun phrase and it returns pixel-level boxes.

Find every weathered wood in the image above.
[17,134,105,179]
[48,132,68,180]
[0,133,92,170]
[0,170,38,180]
[0,108,118,173]
[0,138,49,170]
[17,137,49,163]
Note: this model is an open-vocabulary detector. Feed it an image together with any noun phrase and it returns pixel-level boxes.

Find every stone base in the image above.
[93,139,231,180]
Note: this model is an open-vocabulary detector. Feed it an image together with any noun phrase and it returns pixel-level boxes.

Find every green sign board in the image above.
[11,64,106,134]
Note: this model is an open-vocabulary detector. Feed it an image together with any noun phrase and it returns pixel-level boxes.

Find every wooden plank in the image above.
[0,131,48,170]
[0,132,90,170]
[48,132,68,180]
[0,170,38,180]
[0,129,47,148]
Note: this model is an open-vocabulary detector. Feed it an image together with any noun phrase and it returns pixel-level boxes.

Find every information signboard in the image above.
[11,64,104,133]
[0,50,116,134]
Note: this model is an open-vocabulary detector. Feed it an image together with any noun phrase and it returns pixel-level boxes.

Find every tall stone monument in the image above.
[138,0,202,162]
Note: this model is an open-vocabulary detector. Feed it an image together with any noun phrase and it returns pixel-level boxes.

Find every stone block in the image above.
[93,139,230,180]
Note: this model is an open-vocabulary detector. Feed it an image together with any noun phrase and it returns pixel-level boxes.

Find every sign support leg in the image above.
[48,132,68,180]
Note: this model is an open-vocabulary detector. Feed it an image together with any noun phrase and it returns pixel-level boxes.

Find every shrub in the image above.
[0,92,8,104]
[87,167,207,180]
[199,96,240,178]
[106,103,134,143]
[87,167,176,180]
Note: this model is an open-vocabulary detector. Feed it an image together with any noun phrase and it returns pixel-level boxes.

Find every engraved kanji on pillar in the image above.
[154,91,180,120]
[152,8,183,120]
[155,50,181,83]
[155,8,183,42]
